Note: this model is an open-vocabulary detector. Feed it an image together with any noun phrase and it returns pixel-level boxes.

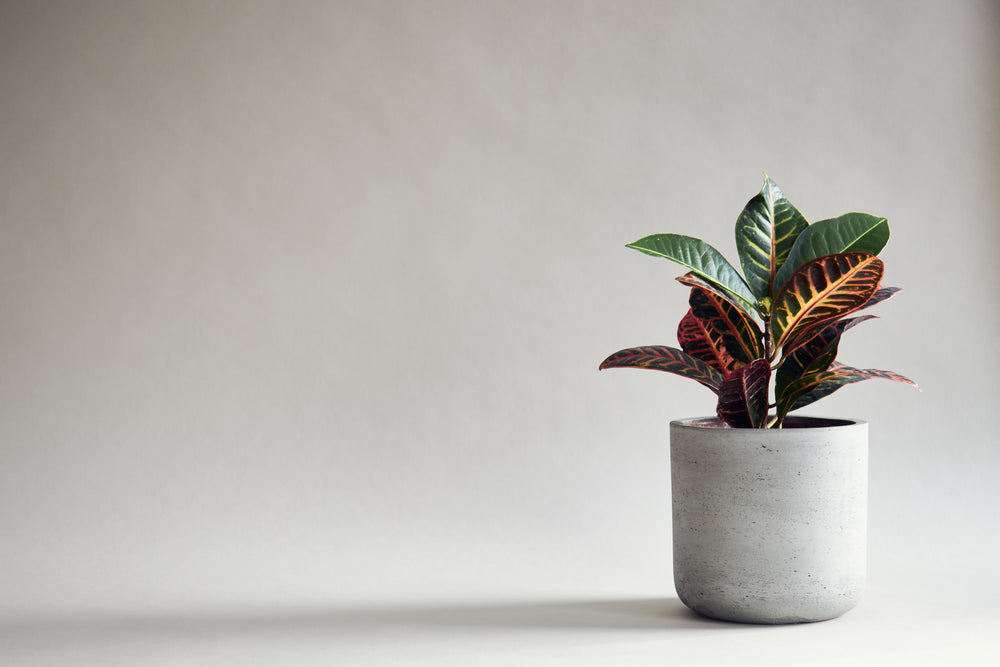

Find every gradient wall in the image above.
[2,0,998,615]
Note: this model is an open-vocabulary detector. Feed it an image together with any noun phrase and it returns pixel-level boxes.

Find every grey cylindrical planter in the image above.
[670,416,868,624]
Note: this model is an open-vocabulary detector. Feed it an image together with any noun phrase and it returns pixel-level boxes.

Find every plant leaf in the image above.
[675,272,756,320]
[774,315,876,401]
[688,287,764,366]
[770,252,883,350]
[627,234,757,312]
[777,362,920,420]
[860,286,901,310]
[599,345,725,392]
[780,285,899,353]
[735,175,809,301]
[677,309,735,374]
[773,213,889,291]
[716,359,771,428]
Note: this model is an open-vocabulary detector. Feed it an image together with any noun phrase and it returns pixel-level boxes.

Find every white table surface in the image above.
[3,583,996,666]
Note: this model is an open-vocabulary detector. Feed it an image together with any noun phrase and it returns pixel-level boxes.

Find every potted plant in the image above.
[600,175,918,624]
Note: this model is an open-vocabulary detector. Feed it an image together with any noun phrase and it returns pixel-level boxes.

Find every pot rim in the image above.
[671,415,866,430]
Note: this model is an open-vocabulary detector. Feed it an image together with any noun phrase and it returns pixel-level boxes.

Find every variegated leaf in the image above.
[770,252,883,350]
[716,359,771,428]
[860,286,901,310]
[675,272,757,320]
[775,315,876,401]
[677,309,735,374]
[781,286,898,353]
[776,362,919,422]
[599,345,724,392]
[735,175,809,301]
[688,287,764,366]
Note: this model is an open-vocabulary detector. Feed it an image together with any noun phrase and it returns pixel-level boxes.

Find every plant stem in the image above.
[762,318,777,428]
[763,318,775,362]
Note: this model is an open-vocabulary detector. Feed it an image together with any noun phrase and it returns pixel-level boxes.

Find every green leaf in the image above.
[599,345,725,392]
[770,252,883,350]
[735,176,809,301]
[773,213,889,291]
[715,359,771,428]
[627,234,756,312]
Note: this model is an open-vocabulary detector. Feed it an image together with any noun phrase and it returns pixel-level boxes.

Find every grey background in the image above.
[2,0,998,663]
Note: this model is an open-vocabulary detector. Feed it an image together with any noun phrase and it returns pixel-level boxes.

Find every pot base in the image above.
[677,587,862,624]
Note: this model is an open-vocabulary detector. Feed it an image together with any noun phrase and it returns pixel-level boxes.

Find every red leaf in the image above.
[770,252,883,350]
[777,362,920,421]
[716,359,771,428]
[600,345,724,392]
[675,272,757,319]
[688,287,764,365]
[677,309,735,374]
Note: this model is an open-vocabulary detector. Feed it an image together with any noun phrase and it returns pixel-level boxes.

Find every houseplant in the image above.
[600,175,917,623]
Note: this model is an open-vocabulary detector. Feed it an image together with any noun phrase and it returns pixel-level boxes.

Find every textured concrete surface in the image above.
[670,418,868,624]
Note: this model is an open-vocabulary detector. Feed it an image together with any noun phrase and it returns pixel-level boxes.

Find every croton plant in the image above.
[600,176,918,428]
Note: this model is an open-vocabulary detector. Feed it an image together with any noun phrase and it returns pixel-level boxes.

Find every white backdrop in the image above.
[2,1,998,663]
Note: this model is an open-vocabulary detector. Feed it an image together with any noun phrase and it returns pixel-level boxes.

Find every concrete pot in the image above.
[670,416,868,624]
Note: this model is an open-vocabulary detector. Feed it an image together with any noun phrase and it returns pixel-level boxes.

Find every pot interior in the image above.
[681,416,858,429]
